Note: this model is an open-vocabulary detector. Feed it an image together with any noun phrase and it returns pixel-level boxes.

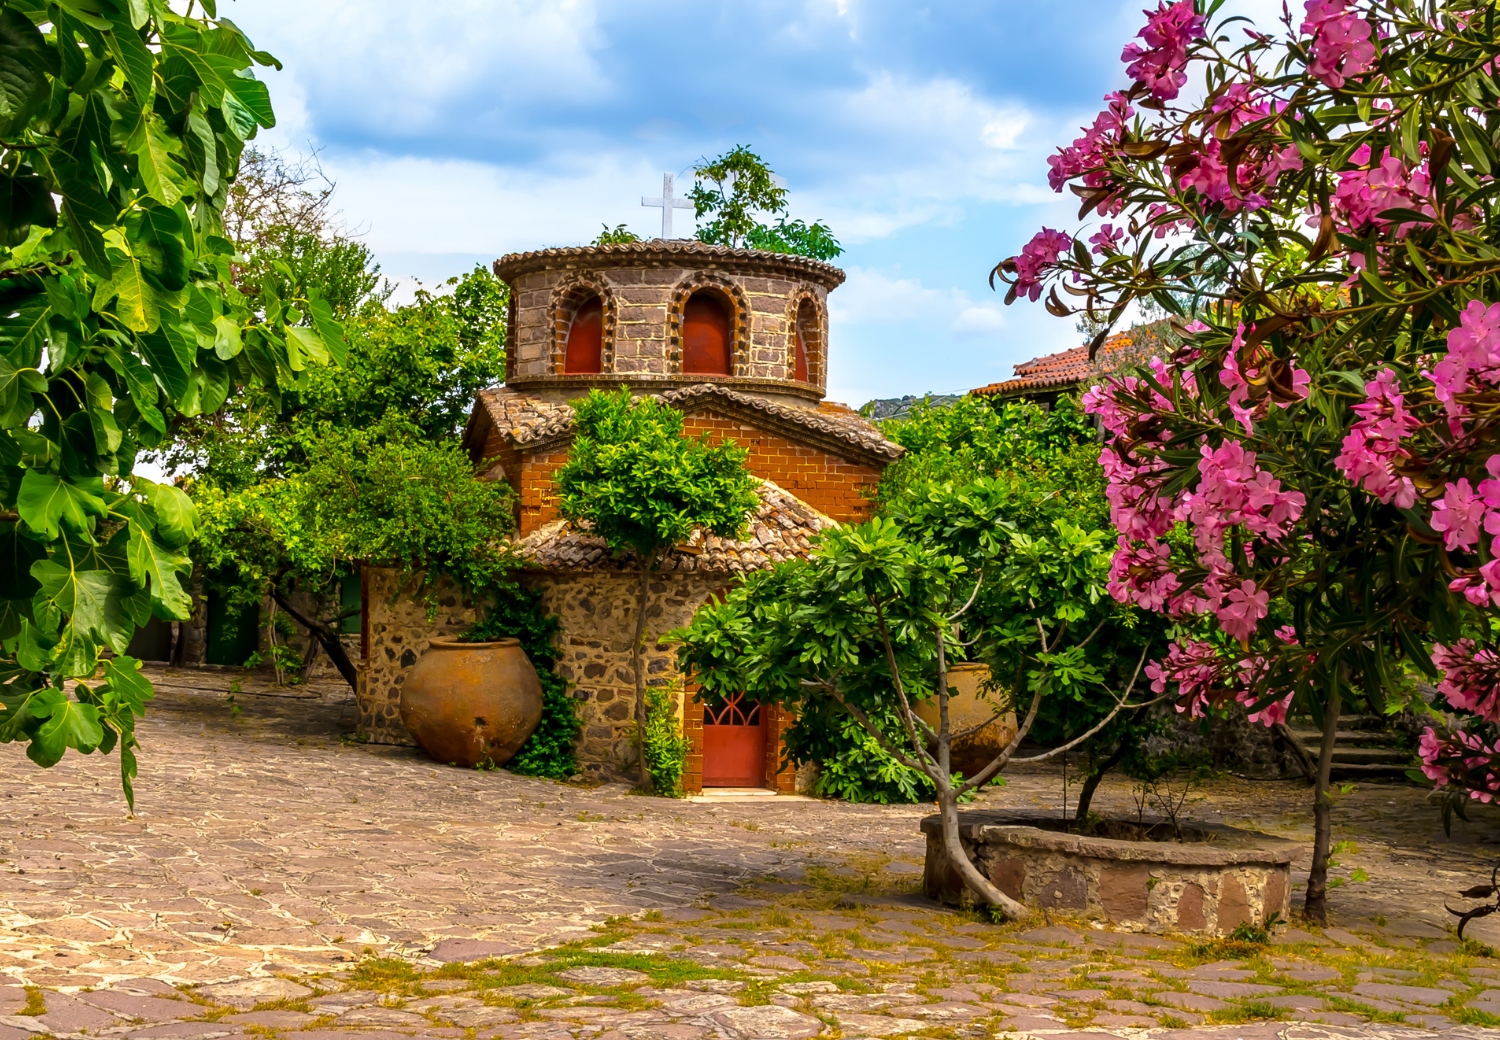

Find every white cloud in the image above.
[829,267,1006,341]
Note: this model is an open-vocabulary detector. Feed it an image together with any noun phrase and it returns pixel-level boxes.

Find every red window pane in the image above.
[564,297,603,374]
[793,326,809,382]
[682,292,731,375]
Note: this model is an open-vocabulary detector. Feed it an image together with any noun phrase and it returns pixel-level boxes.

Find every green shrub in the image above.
[641,686,690,796]
[466,584,581,780]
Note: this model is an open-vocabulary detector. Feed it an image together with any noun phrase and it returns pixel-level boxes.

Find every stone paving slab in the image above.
[6,670,1500,1040]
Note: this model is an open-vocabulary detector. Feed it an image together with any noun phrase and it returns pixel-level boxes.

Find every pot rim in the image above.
[425,638,522,649]
[946,662,990,672]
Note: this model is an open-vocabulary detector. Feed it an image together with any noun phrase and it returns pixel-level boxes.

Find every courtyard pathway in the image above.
[4,669,1500,1040]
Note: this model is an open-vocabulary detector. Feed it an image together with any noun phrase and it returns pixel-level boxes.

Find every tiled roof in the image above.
[469,383,903,466]
[972,333,1134,399]
[972,322,1186,399]
[516,480,836,573]
[492,239,845,289]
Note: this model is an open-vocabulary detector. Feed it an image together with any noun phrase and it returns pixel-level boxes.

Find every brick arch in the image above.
[667,273,752,377]
[785,288,826,389]
[548,272,618,375]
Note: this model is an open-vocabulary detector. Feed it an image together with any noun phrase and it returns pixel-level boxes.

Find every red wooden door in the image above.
[682,292,731,375]
[702,691,766,786]
[792,326,809,382]
[565,296,603,373]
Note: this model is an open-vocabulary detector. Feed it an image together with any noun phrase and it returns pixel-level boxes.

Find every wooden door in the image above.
[702,691,766,787]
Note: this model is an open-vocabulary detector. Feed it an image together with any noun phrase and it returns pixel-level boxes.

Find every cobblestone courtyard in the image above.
[6,671,1500,1040]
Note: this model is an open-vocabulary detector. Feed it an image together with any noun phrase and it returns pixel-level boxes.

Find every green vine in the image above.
[464,583,581,780]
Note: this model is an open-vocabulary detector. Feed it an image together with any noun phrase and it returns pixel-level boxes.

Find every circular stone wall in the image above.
[494,240,844,406]
[922,811,1298,936]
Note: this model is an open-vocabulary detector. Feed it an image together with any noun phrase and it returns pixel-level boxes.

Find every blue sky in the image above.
[223,0,1279,407]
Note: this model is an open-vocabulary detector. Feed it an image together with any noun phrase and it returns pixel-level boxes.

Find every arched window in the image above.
[682,291,732,376]
[793,298,817,382]
[564,295,603,374]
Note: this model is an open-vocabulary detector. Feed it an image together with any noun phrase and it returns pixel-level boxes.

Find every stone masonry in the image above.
[498,240,843,402]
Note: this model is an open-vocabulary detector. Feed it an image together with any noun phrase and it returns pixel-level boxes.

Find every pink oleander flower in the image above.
[1334,366,1419,506]
[1122,0,1207,101]
[1431,478,1489,552]
[1429,300,1500,413]
[1011,228,1072,302]
[1215,579,1269,641]
[1147,638,1224,719]
[1048,92,1134,200]
[1301,0,1377,89]
[1089,224,1125,255]
[1419,725,1500,801]
[1107,535,1182,611]
[1433,640,1500,722]
[1326,145,1434,236]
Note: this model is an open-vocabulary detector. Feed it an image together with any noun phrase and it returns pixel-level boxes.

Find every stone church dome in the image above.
[493,239,845,406]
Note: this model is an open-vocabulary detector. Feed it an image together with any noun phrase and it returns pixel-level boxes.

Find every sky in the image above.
[222,0,1283,408]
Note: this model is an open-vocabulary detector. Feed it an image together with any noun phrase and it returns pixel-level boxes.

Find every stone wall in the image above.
[357,568,477,745]
[922,811,1297,937]
[534,569,725,781]
[504,252,833,397]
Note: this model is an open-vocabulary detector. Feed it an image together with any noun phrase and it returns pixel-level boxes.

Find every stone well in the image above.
[922,811,1299,936]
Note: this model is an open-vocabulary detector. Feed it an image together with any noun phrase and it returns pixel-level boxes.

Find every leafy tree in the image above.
[0,3,340,800]
[191,416,517,685]
[594,224,641,246]
[556,388,760,791]
[999,0,1500,921]
[690,146,842,260]
[676,479,1156,918]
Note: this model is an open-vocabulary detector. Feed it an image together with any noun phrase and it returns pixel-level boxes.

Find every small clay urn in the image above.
[399,639,543,768]
[914,662,1018,777]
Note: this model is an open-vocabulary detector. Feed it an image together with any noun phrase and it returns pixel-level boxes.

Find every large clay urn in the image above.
[914,662,1018,777]
[399,639,543,768]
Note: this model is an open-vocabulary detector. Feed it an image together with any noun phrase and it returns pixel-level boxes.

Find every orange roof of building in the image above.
[972,332,1136,399]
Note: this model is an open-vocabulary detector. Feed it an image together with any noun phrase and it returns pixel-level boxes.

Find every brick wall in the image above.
[518,452,568,535]
[683,411,881,523]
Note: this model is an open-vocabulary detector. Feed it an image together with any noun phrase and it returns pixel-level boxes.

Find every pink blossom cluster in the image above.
[1106,535,1181,611]
[1145,631,1297,725]
[1432,639,1500,722]
[1233,626,1300,726]
[1418,726,1500,801]
[1179,440,1306,569]
[1121,0,1206,102]
[1047,92,1134,201]
[1429,301,1500,415]
[1327,145,1432,236]
[1220,324,1311,431]
[1333,367,1419,508]
[1011,228,1072,302]
[1146,638,1224,718]
[1301,0,1377,89]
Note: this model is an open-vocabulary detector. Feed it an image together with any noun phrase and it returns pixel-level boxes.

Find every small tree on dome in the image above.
[998,0,1500,922]
[555,388,760,791]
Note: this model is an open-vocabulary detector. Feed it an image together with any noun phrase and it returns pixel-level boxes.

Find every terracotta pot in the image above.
[399,639,543,768]
[913,663,1018,777]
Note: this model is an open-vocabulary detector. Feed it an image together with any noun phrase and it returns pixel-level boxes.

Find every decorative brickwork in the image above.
[548,272,617,374]
[496,240,841,401]
[785,288,826,386]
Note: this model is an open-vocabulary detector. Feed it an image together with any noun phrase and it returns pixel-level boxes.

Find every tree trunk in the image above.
[1303,685,1342,924]
[1274,720,1318,785]
[1073,742,1126,824]
[271,590,359,689]
[633,559,653,792]
[936,785,1030,920]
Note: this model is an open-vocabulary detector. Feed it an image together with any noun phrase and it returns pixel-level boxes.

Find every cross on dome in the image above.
[641,173,693,239]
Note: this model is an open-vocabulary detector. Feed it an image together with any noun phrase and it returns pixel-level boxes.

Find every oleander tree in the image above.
[0,2,337,804]
[997,0,1500,921]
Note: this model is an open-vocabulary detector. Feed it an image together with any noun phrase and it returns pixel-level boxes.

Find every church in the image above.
[355,238,902,792]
